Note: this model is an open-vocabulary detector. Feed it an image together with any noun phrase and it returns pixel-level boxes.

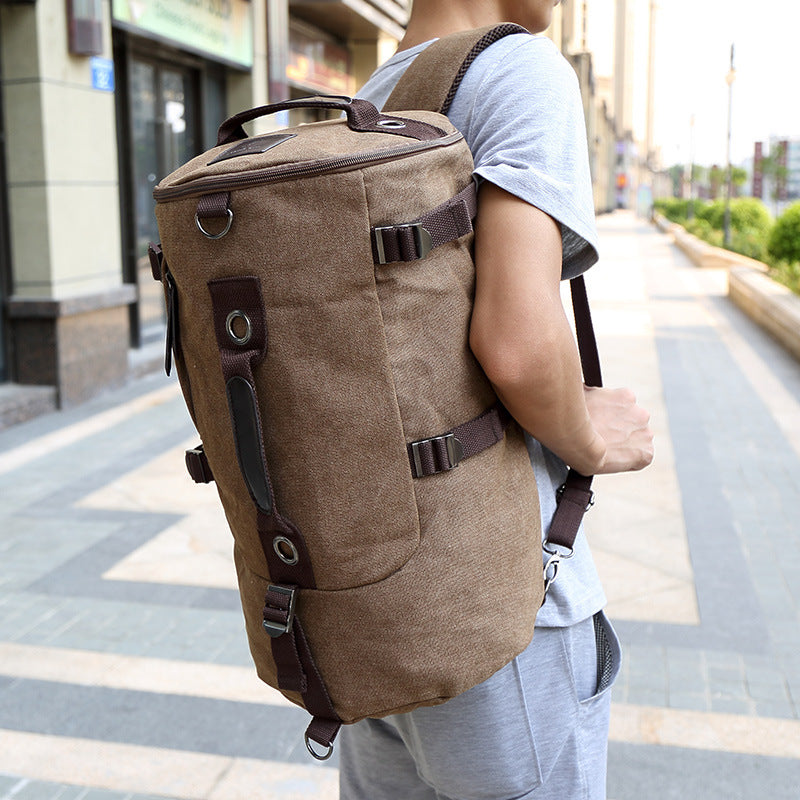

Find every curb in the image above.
[652,215,800,363]
[728,267,800,362]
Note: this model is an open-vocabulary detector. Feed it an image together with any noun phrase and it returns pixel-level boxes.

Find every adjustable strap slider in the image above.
[409,432,465,478]
[263,584,298,638]
[373,222,433,264]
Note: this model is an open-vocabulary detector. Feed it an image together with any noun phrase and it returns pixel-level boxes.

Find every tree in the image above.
[732,166,747,196]
[768,202,800,264]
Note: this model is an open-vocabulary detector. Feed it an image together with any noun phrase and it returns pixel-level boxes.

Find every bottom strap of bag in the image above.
[304,716,342,761]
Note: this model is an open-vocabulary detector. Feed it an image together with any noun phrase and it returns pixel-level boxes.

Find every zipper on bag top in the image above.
[153,132,464,202]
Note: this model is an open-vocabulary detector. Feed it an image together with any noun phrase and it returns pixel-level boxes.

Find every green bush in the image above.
[695,199,725,228]
[769,259,800,295]
[653,198,688,223]
[729,228,768,261]
[653,198,709,224]
[697,198,771,234]
[685,218,713,239]
[768,202,800,265]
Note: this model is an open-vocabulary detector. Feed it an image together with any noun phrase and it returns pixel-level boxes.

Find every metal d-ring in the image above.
[305,733,334,761]
[195,208,233,239]
[225,310,252,346]
[377,118,407,129]
[273,535,299,566]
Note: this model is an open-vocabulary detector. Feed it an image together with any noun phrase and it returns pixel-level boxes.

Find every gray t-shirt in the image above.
[358,33,605,626]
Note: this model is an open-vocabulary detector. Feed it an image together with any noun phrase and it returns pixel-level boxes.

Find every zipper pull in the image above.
[164,268,179,376]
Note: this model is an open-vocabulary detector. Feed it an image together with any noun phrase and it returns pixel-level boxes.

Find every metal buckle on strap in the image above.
[374,222,433,264]
[542,540,575,594]
[263,584,298,638]
[410,432,465,478]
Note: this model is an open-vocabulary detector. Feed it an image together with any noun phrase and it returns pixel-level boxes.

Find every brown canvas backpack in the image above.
[150,24,600,759]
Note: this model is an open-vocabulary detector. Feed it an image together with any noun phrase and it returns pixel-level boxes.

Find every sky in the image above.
[651,0,797,168]
[584,0,798,169]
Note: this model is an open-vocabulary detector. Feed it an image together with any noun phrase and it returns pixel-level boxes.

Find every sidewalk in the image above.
[1,211,799,800]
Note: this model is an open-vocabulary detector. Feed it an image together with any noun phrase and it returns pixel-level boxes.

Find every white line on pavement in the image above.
[0,382,181,476]
[610,702,800,760]
[0,642,293,708]
[0,702,798,800]
[0,730,338,800]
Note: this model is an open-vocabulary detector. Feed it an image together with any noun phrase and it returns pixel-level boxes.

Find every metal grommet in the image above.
[273,535,299,566]
[195,208,233,239]
[377,118,406,129]
[225,310,252,346]
[305,733,334,761]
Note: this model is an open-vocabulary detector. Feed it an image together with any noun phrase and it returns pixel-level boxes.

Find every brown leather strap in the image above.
[372,182,477,264]
[216,96,446,147]
[408,402,510,478]
[207,276,341,735]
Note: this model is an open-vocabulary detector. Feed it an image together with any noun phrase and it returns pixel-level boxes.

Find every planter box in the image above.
[728,267,800,362]
[653,215,769,272]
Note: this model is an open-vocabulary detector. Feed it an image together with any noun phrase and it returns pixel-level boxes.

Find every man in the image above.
[341,2,654,798]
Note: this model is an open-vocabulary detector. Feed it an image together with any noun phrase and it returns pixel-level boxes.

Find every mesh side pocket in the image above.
[593,613,616,694]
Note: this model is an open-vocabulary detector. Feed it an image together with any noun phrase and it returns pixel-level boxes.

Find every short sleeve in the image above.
[446,35,599,279]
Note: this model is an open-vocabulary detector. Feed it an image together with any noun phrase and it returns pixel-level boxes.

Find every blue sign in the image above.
[90,57,115,92]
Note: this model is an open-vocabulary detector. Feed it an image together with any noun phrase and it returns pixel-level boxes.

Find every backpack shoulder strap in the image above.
[383,21,604,566]
[383,23,529,114]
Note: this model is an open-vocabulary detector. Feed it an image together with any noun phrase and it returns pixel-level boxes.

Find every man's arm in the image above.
[469,182,653,475]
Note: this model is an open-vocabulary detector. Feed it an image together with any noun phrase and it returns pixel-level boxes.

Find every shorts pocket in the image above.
[580,611,621,707]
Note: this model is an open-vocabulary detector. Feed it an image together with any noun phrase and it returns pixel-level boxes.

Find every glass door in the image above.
[129,58,198,345]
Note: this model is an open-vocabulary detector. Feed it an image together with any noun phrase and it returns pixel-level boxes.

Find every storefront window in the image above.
[130,58,197,344]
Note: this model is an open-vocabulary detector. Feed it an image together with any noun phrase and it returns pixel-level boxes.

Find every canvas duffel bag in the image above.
[150,24,599,759]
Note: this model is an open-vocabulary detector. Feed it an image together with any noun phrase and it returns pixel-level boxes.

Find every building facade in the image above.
[1,0,627,423]
[752,138,800,215]
[0,0,407,423]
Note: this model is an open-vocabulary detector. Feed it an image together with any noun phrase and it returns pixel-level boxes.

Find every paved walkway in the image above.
[1,212,799,800]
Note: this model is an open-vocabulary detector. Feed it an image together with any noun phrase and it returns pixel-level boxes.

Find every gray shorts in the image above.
[338,611,621,800]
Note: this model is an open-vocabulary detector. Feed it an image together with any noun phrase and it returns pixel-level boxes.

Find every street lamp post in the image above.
[687,113,696,220]
[723,44,736,248]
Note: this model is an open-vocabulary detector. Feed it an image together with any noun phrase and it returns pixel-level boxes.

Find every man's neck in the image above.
[397,2,504,52]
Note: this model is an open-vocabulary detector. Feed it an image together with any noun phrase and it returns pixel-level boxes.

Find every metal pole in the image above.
[723,44,736,248]
[688,114,695,220]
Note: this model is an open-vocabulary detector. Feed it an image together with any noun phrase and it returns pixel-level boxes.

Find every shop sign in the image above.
[112,0,253,68]
[287,27,353,96]
[90,57,115,91]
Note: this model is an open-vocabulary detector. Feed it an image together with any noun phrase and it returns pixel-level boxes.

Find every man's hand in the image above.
[583,386,654,474]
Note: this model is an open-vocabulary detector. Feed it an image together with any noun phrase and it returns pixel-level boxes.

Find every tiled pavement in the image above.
[1,211,799,799]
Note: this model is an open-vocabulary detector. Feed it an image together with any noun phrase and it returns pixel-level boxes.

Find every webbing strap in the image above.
[546,276,602,552]
[383,24,528,115]
[408,402,510,478]
[372,182,477,264]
